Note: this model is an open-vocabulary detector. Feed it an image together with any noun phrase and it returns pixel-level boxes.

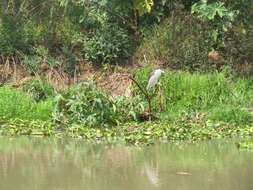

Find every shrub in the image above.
[113,95,146,122]
[221,25,253,75]
[136,1,252,73]
[84,24,132,65]
[21,46,60,74]
[52,80,145,127]
[0,14,26,55]
[22,79,55,102]
[136,10,216,71]
[61,46,76,76]
[53,81,118,127]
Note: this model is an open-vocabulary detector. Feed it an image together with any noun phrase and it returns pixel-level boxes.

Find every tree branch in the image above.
[129,76,152,120]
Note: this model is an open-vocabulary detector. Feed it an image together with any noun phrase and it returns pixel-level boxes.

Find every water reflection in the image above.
[0,137,253,190]
[144,163,160,187]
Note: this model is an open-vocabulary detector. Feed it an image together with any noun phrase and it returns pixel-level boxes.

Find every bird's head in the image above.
[154,69,164,75]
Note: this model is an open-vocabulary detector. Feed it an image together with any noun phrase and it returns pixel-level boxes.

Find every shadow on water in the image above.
[0,137,253,190]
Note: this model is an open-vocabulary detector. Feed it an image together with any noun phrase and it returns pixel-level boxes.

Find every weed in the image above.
[21,46,60,75]
[237,138,253,150]
[134,68,253,123]
[52,80,146,127]
[207,106,252,124]
[52,81,118,127]
[0,86,53,121]
[22,79,55,102]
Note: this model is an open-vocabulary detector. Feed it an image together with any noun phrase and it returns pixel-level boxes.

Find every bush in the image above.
[136,1,253,73]
[136,10,216,71]
[22,79,55,102]
[221,25,253,75]
[0,14,26,55]
[190,0,253,74]
[52,80,145,127]
[21,46,61,75]
[84,24,133,65]
[61,46,76,76]
[53,81,118,127]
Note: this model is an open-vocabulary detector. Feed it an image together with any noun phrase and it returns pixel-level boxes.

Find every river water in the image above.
[0,137,253,190]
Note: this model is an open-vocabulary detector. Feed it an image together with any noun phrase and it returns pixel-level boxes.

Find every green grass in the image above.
[0,86,54,121]
[1,69,253,126]
[207,106,252,124]
[135,68,253,123]
[0,75,253,145]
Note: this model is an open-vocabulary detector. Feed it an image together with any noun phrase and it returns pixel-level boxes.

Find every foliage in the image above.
[0,86,53,121]
[0,0,252,70]
[60,0,154,16]
[136,1,253,73]
[191,0,238,48]
[192,0,238,27]
[207,106,252,124]
[61,46,76,76]
[52,80,145,127]
[0,117,56,136]
[134,68,253,123]
[52,81,119,127]
[22,79,55,102]
[113,95,146,122]
[237,138,253,150]
[0,0,58,54]
[223,0,253,25]
[133,0,154,15]
[219,0,253,74]
[84,25,132,65]
[21,44,80,76]
[136,12,216,70]
[21,46,60,74]
[139,0,200,36]
[0,2,26,55]
[1,117,253,146]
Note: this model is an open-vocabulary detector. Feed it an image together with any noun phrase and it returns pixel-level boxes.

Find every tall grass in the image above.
[135,68,253,123]
[1,70,252,124]
[0,86,54,121]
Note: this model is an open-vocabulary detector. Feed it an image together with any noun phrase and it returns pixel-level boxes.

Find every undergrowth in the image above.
[0,86,54,121]
[1,68,253,126]
[0,68,253,137]
[135,68,253,124]
[1,69,253,145]
[52,80,145,128]
[22,79,55,102]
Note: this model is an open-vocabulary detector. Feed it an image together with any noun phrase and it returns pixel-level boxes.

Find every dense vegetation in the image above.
[1,68,253,146]
[0,0,252,72]
[0,0,253,146]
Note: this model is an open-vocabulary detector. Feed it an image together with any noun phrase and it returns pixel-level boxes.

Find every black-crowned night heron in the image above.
[146,69,164,89]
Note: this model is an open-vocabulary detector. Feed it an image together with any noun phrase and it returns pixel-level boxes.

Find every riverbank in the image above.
[1,68,253,147]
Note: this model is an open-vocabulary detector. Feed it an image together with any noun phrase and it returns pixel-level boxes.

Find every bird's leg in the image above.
[157,82,163,112]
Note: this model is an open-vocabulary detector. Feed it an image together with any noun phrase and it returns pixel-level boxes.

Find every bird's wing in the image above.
[147,75,158,89]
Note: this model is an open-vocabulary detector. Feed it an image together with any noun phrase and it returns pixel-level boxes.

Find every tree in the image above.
[59,0,154,36]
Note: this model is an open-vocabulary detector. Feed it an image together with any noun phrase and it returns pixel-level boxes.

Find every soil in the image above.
[0,62,134,96]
